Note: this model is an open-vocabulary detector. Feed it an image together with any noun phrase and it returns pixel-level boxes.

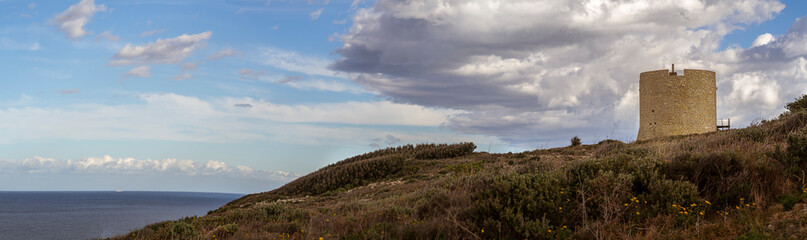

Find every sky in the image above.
[1,0,806,193]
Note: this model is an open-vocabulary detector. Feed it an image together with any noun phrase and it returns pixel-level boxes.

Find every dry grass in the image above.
[110,98,807,240]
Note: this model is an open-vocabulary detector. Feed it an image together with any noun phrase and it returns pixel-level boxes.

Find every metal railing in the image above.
[717,118,730,130]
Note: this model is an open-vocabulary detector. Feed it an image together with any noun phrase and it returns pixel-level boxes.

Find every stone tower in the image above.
[637,66,717,141]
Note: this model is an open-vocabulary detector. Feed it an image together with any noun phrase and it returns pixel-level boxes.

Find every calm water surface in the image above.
[0,191,242,240]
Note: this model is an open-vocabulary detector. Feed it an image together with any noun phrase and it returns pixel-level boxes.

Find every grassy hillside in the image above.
[112,96,807,240]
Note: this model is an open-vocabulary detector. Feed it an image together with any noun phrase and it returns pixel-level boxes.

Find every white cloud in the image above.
[172,73,193,80]
[281,78,367,93]
[111,31,212,65]
[310,8,323,20]
[51,0,106,39]
[3,94,33,107]
[125,66,151,77]
[724,72,781,112]
[239,68,267,79]
[259,47,334,76]
[95,30,119,41]
[0,38,40,51]
[0,93,490,146]
[333,0,791,146]
[220,97,459,126]
[139,29,166,38]
[304,0,330,4]
[29,3,36,9]
[239,67,365,93]
[1,155,298,181]
[751,33,775,47]
[60,88,80,95]
[181,62,197,71]
[208,47,242,60]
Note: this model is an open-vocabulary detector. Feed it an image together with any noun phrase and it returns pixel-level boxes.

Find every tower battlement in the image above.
[637,68,717,141]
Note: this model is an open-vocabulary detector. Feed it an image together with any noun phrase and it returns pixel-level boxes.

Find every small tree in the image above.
[787,130,807,168]
[570,136,582,147]
[786,94,807,112]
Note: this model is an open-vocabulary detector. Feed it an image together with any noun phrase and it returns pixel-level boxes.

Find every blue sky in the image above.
[1,0,807,193]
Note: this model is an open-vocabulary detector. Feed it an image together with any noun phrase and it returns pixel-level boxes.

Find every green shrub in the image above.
[646,179,701,214]
[262,204,309,222]
[665,152,748,206]
[275,155,406,196]
[774,111,807,137]
[259,143,476,197]
[776,193,805,211]
[200,215,228,227]
[662,149,789,208]
[412,142,477,160]
[446,160,484,174]
[473,172,572,239]
[597,139,624,145]
[594,140,627,157]
[786,94,807,112]
[264,204,286,217]
[220,208,269,223]
[570,136,582,147]
[738,127,766,142]
[345,142,477,161]
[623,147,653,158]
[564,153,704,221]
[340,144,416,164]
[584,170,634,223]
[787,130,807,168]
[568,153,660,194]
[169,221,199,239]
[211,223,239,238]
[144,221,171,232]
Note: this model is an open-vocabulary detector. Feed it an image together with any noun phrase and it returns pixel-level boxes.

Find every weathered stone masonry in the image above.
[637,69,717,141]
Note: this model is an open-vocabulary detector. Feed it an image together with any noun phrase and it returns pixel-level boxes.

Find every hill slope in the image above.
[113,97,807,240]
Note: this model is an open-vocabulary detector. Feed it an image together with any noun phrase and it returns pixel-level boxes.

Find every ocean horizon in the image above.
[0,191,243,240]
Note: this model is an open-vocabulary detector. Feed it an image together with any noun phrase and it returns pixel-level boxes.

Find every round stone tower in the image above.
[637,67,717,141]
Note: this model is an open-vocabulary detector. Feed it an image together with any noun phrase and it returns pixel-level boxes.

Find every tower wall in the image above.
[637,69,717,141]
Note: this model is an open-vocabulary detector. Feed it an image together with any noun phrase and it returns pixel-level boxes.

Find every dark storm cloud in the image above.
[332,0,797,147]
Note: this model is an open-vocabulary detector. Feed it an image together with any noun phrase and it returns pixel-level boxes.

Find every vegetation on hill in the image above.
[112,96,807,239]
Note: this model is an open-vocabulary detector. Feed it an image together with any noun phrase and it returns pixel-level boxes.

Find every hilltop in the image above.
[113,96,807,239]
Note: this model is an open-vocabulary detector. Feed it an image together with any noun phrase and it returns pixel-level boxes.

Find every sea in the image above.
[0,191,243,240]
